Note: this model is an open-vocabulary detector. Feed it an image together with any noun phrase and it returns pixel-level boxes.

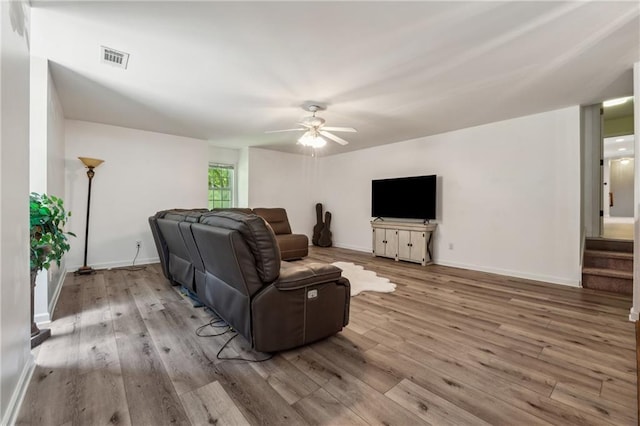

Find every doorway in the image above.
[601,97,635,240]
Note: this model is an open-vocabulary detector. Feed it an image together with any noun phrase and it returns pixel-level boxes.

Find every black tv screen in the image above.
[371,175,436,220]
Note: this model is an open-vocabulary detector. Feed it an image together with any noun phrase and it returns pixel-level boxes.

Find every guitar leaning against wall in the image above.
[318,211,333,247]
[312,203,323,246]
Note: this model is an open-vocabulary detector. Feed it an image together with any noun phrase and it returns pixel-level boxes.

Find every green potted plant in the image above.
[30,192,74,347]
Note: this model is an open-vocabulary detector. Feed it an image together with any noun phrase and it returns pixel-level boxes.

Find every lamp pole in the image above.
[77,157,104,275]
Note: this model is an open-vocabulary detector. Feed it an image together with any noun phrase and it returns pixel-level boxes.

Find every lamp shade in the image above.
[78,157,104,168]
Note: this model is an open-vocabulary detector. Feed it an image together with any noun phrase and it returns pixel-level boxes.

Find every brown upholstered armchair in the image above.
[252,208,309,260]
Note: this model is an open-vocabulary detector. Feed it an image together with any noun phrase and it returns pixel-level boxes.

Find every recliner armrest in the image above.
[275,263,343,290]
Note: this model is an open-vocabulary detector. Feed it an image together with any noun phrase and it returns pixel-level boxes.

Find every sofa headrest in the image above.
[199,211,281,283]
[211,207,253,215]
[164,211,207,223]
[155,208,208,221]
[252,208,292,235]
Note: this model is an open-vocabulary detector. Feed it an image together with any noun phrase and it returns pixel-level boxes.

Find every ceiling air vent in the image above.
[100,46,129,69]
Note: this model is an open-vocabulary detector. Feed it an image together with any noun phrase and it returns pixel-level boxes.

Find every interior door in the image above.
[599,105,604,236]
[609,158,635,217]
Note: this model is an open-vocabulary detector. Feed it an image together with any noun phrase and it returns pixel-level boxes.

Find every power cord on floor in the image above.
[195,317,232,337]
[194,315,273,362]
[118,243,146,272]
[215,333,273,363]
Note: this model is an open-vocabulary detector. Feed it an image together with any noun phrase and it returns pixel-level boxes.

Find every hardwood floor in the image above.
[602,218,634,240]
[17,247,637,425]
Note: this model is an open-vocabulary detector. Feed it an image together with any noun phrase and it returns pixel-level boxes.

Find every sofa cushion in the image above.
[253,208,292,235]
[199,211,281,283]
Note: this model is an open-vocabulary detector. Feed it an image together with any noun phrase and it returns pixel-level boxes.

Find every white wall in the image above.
[247,147,321,238]
[0,1,34,424]
[29,57,67,324]
[237,147,249,207]
[631,61,640,321]
[209,145,239,166]
[318,107,582,286]
[65,120,209,270]
[581,104,602,235]
[46,64,66,306]
[29,56,49,324]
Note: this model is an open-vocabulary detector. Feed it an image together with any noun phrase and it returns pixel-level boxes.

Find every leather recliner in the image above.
[211,207,309,260]
[150,207,312,301]
[252,208,309,260]
[157,210,349,352]
[149,208,208,292]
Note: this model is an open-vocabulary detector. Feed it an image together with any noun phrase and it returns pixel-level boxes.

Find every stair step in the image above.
[584,249,633,260]
[582,267,633,279]
[582,268,633,295]
[585,237,633,253]
[583,249,634,272]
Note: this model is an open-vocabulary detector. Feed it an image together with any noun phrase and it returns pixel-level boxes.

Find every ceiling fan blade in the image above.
[321,126,357,133]
[264,128,305,134]
[296,122,314,128]
[320,131,349,145]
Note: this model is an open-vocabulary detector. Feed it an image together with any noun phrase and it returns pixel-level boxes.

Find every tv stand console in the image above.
[371,220,437,266]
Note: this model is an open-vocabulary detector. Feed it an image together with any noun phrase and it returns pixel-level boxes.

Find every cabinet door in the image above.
[374,228,387,256]
[409,231,426,263]
[398,230,412,260]
[386,229,398,258]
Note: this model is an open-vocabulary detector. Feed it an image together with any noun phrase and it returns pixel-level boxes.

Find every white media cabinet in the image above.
[371,220,437,266]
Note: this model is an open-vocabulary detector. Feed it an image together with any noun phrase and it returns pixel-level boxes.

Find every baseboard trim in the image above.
[435,259,581,287]
[332,245,580,287]
[34,312,51,325]
[46,268,66,324]
[67,257,159,272]
[1,354,35,426]
[332,243,370,253]
[35,268,67,326]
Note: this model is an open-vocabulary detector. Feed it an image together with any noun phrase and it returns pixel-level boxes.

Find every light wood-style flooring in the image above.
[602,218,634,240]
[18,247,637,425]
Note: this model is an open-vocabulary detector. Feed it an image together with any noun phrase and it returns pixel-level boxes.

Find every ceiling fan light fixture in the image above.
[267,102,354,148]
[298,132,326,148]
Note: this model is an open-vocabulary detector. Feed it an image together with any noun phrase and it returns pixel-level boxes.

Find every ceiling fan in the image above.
[266,103,357,148]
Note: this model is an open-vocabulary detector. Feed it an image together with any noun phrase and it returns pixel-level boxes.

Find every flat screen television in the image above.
[371,175,436,220]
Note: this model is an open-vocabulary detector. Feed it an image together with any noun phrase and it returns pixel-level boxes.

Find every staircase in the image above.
[582,238,633,294]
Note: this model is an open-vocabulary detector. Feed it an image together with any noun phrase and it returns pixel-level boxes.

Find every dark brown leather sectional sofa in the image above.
[149,209,350,352]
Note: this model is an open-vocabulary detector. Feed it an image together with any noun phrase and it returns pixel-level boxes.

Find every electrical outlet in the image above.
[448,243,454,250]
[136,240,142,249]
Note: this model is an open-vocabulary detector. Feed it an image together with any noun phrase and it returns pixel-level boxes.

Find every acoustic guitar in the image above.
[318,211,333,247]
[312,203,323,246]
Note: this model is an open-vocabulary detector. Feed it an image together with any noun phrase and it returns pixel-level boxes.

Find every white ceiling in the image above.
[604,134,635,159]
[31,1,640,155]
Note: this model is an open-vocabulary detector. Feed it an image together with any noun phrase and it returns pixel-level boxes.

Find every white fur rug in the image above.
[331,261,396,296]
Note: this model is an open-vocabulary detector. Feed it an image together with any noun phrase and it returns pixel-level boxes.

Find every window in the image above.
[208,163,234,209]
